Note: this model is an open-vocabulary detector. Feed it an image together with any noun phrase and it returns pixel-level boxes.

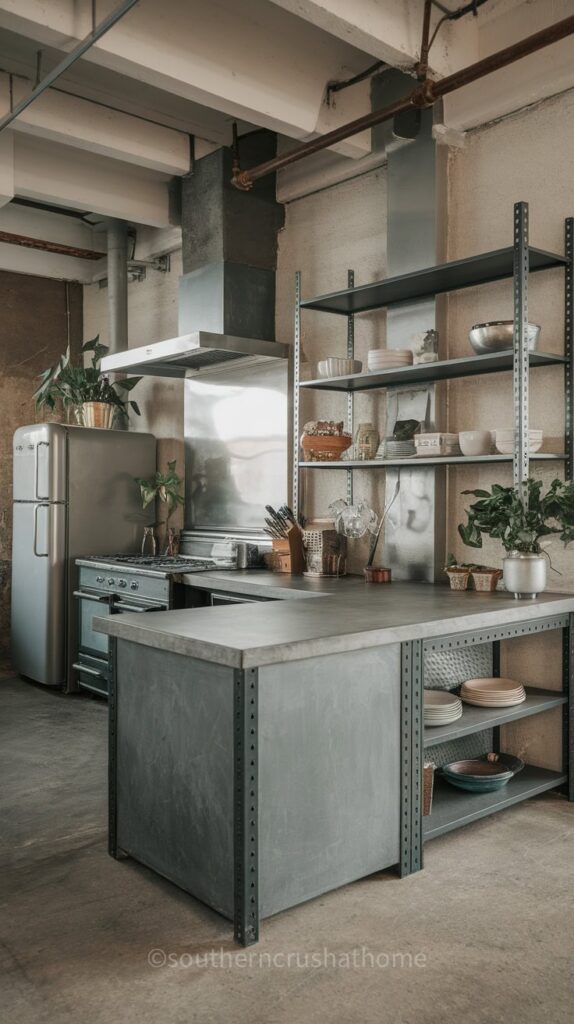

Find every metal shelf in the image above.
[424,688,567,749]
[300,351,567,393]
[299,453,567,470]
[423,766,567,840]
[300,246,568,316]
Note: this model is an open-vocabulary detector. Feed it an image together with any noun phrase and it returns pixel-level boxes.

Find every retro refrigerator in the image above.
[11,423,156,690]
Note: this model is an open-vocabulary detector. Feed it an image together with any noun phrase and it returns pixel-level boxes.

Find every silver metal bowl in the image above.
[468,321,541,355]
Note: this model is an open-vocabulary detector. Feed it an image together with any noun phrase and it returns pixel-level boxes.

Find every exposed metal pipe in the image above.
[232,12,574,189]
[0,0,140,134]
[107,220,128,355]
[0,229,104,259]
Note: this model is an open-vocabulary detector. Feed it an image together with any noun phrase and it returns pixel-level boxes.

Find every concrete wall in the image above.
[276,166,388,570]
[0,271,82,660]
[83,250,185,541]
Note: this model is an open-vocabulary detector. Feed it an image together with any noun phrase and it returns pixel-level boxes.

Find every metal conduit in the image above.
[232,12,574,190]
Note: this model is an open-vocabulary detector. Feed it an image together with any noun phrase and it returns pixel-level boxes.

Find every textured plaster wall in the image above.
[276,167,388,569]
[446,89,574,583]
[445,89,574,772]
[0,272,83,661]
[83,250,184,539]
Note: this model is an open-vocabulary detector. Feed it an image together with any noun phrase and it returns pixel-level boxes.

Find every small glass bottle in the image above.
[355,422,379,461]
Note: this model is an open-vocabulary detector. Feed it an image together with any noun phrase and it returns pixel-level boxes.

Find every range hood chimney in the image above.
[101,133,287,377]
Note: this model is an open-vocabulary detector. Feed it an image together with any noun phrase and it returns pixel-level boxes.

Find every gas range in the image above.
[77,553,233,578]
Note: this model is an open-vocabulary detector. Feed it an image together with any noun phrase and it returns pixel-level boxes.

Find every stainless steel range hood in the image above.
[101,330,287,378]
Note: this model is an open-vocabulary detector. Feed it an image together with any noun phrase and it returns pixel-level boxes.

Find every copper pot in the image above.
[364,566,392,584]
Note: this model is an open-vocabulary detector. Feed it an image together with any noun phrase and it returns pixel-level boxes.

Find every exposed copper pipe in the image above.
[232,12,574,190]
[0,230,105,260]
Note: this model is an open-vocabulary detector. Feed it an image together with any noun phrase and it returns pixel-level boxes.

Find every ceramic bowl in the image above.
[495,429,543,454]
[317,358,362,378]
[441,753,524,792]
[458,430,492,456]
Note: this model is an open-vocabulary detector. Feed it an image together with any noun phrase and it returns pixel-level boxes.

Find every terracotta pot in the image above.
[445,567,470,591]
[301,433,352,462]
[470,568,502,592]
[79,402,116,429]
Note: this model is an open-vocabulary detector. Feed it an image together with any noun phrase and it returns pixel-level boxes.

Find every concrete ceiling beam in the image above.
[13,135,173,227]
[0,0,373,158]
[0,76,191,175]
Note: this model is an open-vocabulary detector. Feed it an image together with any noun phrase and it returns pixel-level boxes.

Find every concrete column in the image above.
[106,219,128,354]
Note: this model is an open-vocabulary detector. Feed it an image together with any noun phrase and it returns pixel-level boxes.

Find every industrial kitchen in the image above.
[2,3,574,1023]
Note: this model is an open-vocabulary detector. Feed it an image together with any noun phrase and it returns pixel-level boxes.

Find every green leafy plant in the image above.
[34,337,141,420]
[135,461,184,528]
[458,479,574,554]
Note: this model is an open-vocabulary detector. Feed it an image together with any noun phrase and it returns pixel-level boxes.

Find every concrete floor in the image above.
[1,675,574,1024]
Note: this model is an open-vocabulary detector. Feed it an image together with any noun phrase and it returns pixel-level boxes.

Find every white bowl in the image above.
[458,430,492,456]
[317,358,362,378]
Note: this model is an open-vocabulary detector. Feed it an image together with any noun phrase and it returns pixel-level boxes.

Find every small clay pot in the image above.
[364,566,392,584]
[470,568,502,592]
[445,567,470,591]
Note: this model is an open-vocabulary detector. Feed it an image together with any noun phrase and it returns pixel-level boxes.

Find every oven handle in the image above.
[73,590,111,602]
[113,601,168,613]
[72,662,106,679]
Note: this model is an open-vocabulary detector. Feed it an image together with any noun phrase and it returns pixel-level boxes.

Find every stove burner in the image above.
[83,554,224,573]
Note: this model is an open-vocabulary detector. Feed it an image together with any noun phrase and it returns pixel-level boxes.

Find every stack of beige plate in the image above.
[367,349,413,372]
[424,690,463,727]
[461,677,526,707]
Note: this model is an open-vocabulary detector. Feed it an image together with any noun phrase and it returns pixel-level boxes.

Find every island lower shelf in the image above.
[424,767,567,840]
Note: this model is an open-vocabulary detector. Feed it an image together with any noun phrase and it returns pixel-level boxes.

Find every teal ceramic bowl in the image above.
[441,753,524,793]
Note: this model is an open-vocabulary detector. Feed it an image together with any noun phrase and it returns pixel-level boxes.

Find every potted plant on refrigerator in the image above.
[135,460,185,555]
[458,478,574,598]
[34,337,142,428]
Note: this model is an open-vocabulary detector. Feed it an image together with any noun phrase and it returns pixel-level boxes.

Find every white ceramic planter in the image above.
[503,551,547,599]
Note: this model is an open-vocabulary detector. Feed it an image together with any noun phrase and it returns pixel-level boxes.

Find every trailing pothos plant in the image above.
[34,337,141,420]
[458,479,574,555]
[135,461,184,529]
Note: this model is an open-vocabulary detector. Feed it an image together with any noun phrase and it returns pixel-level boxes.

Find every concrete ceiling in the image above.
[0,0,572,280]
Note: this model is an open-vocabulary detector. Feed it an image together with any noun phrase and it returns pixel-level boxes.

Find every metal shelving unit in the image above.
[292,202,574,863]
[292,202,574,513]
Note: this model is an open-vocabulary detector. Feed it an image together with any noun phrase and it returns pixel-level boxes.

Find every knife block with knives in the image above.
[263,505,305,574]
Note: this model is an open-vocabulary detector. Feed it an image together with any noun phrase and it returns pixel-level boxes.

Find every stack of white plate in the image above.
[424,690,463,727]
[461,677,526,707]
[367,349,413,373]
[383,438,416,458]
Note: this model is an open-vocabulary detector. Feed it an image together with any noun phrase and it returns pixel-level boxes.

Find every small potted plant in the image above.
[135,460,184,555]
[34,337,141,428]
[458,479,574,598]
[444,555,472,591]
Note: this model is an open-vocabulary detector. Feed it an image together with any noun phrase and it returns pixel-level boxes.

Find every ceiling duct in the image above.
[102,132,287,377]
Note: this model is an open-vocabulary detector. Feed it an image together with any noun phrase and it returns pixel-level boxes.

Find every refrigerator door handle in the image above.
[33,503,50,558]
[34,441,50,500]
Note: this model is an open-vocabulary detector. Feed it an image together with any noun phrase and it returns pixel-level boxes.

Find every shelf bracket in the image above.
[293,271,302,521]
[346,269,355,506]
[565,218,573,481]
[513,201,530,497]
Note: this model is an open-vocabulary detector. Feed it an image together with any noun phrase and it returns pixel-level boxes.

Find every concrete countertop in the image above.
[95,575,574,670]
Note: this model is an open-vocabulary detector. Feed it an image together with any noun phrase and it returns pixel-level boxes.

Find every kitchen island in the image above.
[96,578,574,945]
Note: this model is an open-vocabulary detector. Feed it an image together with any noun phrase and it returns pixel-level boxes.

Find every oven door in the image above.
[74,589,112,658]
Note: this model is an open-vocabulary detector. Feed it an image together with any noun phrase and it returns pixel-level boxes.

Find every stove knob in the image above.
[108,578,115,586]
[130,581,139,591]
[96,576,104,583]
[118,579,127,589]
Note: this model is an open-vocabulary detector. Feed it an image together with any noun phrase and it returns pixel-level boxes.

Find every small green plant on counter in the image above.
[458,479,574,554]
[34,337,141,419]
[135,461,184,528]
